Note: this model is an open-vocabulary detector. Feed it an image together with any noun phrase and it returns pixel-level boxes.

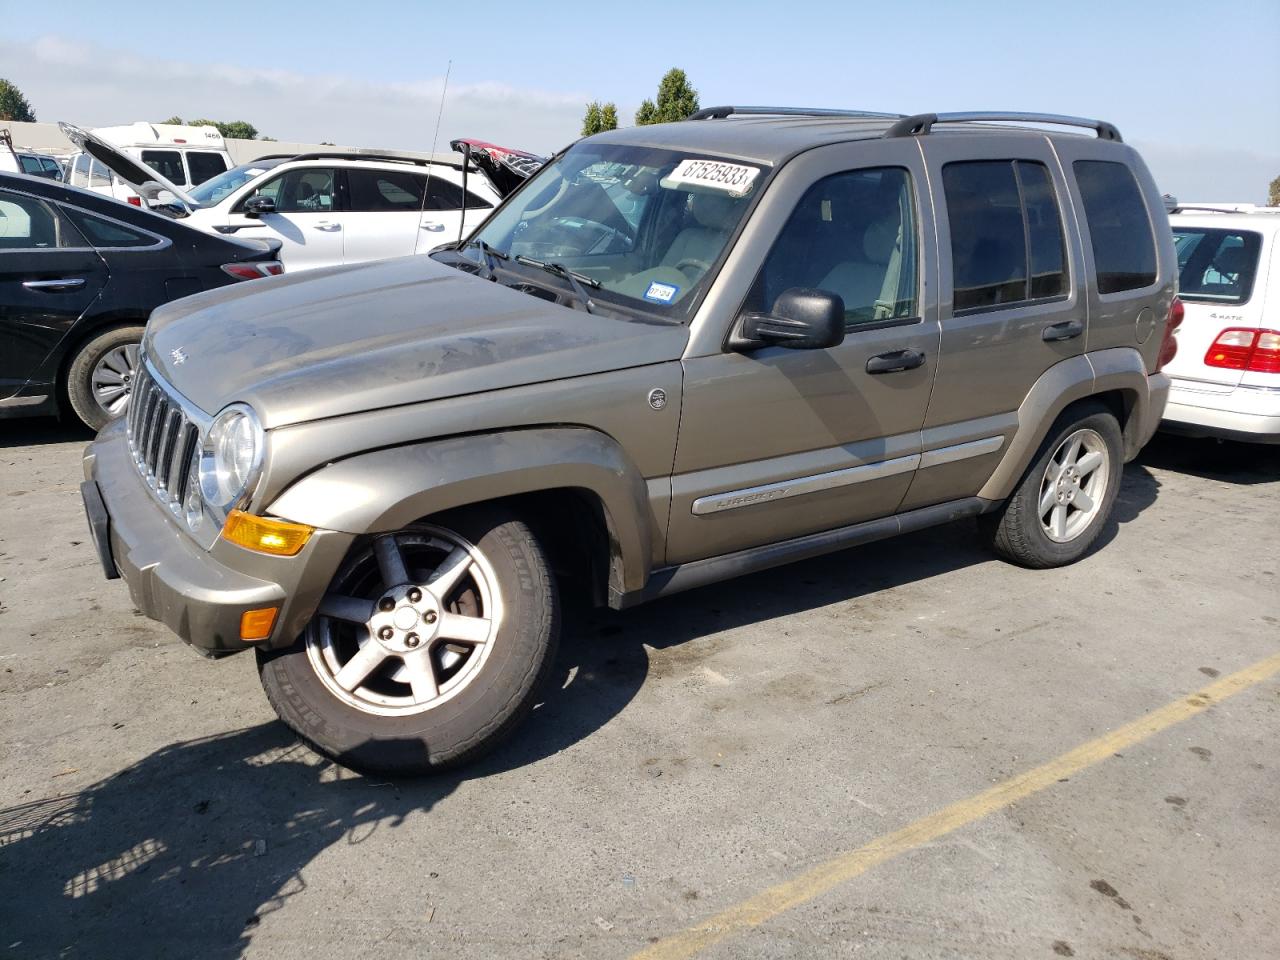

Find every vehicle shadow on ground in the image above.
[1136,433,1280,485]
[0,467,1165,958]
[0,416,93,449]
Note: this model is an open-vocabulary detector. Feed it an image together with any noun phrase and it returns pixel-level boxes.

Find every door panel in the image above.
[229,167,343,271]
[899,138,1087,512]
[0,191,108,397]
[667,144,940,565]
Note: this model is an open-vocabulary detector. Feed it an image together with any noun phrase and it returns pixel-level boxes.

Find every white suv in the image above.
[1163,205,1279,443]
[61,122,502,272]
[176,154,500,271]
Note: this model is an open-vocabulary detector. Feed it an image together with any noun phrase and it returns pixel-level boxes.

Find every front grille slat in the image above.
[124,364,202,511]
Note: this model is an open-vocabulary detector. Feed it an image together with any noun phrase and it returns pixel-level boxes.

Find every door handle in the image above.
[313,222,341,232]
[865,348,926,374]
[23,278,86,292]
[1042,319,1084,342]
[420,221,445,231]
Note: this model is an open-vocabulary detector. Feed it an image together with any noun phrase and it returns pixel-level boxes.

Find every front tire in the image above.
[258,506,559,775]
[980,402,1123,568]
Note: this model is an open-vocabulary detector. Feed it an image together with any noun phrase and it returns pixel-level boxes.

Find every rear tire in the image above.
[257,505,559,775]
[66,325,145,431]
[980,402,1123,568]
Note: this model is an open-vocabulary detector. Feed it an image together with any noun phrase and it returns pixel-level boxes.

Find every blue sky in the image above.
[3,0,1278,199]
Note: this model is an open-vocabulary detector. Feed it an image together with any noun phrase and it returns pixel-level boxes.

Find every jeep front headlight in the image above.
[199,403,264,513]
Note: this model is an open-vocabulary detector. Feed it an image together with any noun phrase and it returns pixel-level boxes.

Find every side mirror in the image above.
[244,195,276,218]
[739,287,845,350]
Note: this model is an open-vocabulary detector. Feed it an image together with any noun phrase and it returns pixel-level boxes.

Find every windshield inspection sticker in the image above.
[644,281,680,303]
[662,158,761,198]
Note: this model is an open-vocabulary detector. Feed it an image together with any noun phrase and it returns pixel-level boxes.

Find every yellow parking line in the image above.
[631,650,1280,960]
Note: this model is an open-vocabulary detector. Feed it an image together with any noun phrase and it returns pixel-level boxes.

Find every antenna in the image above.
[421,60,451,231]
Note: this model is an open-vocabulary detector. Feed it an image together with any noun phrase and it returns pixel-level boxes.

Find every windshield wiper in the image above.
[514,255,600,314]
[461,238,509,279]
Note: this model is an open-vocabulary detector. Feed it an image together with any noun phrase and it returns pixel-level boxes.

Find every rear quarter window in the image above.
[1073,160,1157,295]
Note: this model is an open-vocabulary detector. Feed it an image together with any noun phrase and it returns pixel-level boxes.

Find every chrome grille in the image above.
[126,364,200,510]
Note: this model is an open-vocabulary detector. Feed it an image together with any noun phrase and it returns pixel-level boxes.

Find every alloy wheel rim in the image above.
[305,527,503,717]
[1038,427,1109,543]
[90,343,140,418]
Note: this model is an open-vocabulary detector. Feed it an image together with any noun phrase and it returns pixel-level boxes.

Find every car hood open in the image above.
[58,121,199,208]
[144,256,689,428]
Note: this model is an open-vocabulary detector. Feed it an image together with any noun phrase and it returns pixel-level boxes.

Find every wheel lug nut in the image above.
[407,588,422,603]
[378,626,394,640]
[406,633,420,648]
[379,598,395,612]
[424,611,437,624]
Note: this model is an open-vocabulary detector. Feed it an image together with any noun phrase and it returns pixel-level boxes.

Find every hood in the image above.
[450,138,545,197]
[145,256,688,428]
[58,121,198,208]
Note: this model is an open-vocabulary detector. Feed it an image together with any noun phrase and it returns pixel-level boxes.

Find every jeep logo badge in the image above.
[647,388,667,410]
[170,348,188,365]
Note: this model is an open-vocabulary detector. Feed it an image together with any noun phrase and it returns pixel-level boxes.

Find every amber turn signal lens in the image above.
[240,607,278,642]
[222,510,313,556]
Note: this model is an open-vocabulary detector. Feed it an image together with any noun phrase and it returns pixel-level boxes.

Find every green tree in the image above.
[158,116,264,140]
[581,100,619,136]
[634,68,699,125]
[1269,174,1280,207]
[0,79,36,122]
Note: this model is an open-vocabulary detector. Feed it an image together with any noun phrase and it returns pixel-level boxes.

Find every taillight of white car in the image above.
[220,261,285,281]
[1203,328,1280,374]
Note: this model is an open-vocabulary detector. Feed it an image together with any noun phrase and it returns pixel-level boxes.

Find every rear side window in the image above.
[943,159,1068,312]
[346,168,426,211]
[141,149,187,185]
[1173,228,1261,304]
[62,207,159,247]
[186,151,228,186]
[1073,160,1156,294]
[0,191,83,248]
[19,155,44,175]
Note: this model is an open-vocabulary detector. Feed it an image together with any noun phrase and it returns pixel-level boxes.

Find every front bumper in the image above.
[83,421,353,655]
[1161,379,1280,444]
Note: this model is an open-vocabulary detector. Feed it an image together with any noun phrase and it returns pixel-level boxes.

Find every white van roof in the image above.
[90,122,226,150]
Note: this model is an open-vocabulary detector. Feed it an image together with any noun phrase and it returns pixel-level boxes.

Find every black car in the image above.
[0,172,283,430]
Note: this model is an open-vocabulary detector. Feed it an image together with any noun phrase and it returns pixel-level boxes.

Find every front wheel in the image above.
[980,402,1123,568]
[258,506,559,775]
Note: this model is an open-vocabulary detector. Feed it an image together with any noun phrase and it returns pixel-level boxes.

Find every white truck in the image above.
[63,121,232,206]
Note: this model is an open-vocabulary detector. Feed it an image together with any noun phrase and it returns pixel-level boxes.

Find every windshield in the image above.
[187,159,286,207]
[450,143,766,320]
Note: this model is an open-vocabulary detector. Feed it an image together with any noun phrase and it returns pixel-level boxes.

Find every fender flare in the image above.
[978,347,1154,501]
[267,426,657,595]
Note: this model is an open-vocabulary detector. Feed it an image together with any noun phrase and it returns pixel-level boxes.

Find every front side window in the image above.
[0,191,81,248]
[460,143,764,318]
[246,168,337,213]
[1073,160,1157,294]
[944,159,1068,312]
[186,151,228,186]
[141,150,187,186]
[71,154,91,186]
[19,155,44,175]
[187,159,286,207]
[1173,227,1261,304]
[744,166,918,326]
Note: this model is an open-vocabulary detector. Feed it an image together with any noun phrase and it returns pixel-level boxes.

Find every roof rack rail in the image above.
[686,105,905,121]
[885,112,1123,142]
[285,151,468,171]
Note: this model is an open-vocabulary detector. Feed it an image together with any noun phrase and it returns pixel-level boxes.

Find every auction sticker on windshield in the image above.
[662,159,761,198]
